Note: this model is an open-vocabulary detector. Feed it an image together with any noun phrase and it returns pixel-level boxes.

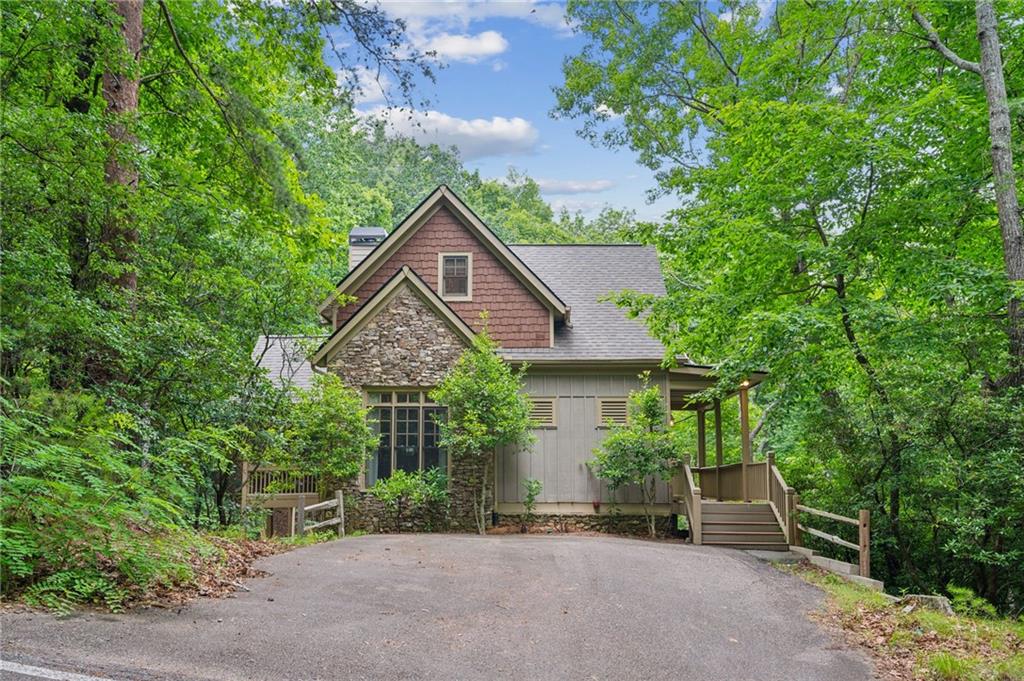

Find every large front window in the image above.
[366,390,447,486]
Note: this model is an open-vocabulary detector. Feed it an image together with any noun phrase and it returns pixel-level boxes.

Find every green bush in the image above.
[947,584,999,619]
[368,468,449,530]
[522,478,542,523]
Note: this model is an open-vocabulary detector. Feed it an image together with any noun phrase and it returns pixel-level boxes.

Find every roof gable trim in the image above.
[317,186,568,320]
[312,266,475,367]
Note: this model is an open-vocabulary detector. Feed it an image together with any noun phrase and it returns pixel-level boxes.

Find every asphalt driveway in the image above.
[1,534,871,681]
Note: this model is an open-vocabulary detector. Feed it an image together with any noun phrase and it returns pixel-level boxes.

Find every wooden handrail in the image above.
[678,461,702,545]
[796,504,858,526]
[794,503,871,579]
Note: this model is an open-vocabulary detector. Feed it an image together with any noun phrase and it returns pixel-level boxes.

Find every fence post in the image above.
[335,489,345,538]
[297,494,306,537]
[790,493,802,547]
[858,509,870,578]
[766,450,775,501]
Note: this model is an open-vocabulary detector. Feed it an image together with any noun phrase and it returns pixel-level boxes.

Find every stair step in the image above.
[702,514,777,524]
[703,522,782,533]
[703,531,786,544]
[703,541,790,551]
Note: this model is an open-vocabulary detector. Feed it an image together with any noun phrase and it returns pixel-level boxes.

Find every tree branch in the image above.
[910,8,981,75]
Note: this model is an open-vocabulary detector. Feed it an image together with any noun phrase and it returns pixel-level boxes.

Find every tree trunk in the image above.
[974,0,1024,387]
[914,3,1024,386]
[102,0,143,305]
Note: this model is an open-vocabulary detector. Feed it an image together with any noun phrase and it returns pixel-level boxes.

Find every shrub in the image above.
[522,478,542,524]
[369,469,449,531]
[281,373,378,483]
[947,584,999,619]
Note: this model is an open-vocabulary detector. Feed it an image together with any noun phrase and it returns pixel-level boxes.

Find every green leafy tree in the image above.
[556,0,1024,606]
[589,374,677,538]
[430,325,534,534]
[282,374,377,484]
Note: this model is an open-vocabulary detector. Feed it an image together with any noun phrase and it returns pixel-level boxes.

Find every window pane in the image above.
[395,391,419,404]
[395,407,420,473]
[442,256,468,296]
[369,407,392,483]
[366,391,389,404]
[423,407,447,471]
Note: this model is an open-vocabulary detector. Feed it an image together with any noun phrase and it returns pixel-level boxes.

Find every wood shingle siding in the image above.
[335,206,551,347]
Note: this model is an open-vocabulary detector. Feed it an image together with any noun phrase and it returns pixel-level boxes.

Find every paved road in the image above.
[1,534,871,681]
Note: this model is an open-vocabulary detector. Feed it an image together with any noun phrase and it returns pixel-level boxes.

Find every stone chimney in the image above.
[348,226,387,271]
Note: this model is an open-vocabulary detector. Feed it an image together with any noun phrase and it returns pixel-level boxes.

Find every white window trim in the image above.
[438,252,473,302]
[596,397,629,429]
[529,397,558,429]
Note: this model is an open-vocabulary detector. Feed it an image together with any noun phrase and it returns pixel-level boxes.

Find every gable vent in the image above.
[530,398,557,428]
[597,398,629,427]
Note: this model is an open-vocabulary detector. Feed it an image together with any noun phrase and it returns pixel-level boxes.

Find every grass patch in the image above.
[783,564,1024,681]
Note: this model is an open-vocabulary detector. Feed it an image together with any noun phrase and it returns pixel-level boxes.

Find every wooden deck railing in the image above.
[766,452,799,544]
[796,504,871,578]
[694,461,768,502]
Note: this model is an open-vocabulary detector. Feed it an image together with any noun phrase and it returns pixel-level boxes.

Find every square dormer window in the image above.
[439,253,472,301]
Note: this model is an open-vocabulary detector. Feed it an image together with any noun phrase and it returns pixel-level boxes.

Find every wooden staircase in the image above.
[697,501,789,551]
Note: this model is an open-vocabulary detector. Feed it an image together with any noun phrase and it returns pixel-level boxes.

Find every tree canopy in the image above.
[557,0,1024,610]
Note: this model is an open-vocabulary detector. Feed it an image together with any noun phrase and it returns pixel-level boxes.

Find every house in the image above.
[250,186,793,548]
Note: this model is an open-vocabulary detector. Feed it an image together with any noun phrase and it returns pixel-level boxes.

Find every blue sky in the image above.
[350,1,677,221]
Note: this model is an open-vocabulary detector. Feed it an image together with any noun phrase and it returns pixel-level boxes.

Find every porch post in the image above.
[739,381,752,503]
[696,408,707,469]
[713,398,723,502]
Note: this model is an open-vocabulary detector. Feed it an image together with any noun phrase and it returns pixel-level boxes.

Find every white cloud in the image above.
[382,1,572,35]
[420,30,508,63]
[595,104,623,120]
[536,178,615,195]
[491,59,507,72]
[348,65,392,105]
[364,107,539,160]
[549,198,604,215]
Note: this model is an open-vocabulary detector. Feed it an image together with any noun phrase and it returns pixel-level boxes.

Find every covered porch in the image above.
[667,366,799,549]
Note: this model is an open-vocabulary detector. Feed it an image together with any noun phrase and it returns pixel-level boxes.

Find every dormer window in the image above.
[439,253,472,301]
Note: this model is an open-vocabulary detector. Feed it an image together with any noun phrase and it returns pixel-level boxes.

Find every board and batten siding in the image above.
[496,371,672,510]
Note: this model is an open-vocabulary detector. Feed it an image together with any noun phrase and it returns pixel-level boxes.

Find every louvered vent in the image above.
[530,399,557,427]
[597,398,629,426]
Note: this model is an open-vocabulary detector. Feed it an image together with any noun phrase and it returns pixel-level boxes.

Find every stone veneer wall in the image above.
[495,513,676,538]
[326,282,489,532]
[326,284,467,388]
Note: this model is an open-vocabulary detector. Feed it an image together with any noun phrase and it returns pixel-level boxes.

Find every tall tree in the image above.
[555,0,1024,606]
[912,2,1024,388]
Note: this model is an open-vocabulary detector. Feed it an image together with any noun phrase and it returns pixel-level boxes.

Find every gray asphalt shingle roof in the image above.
[252,335,325,390]
[504,245,668,362]
[253,244,670,385]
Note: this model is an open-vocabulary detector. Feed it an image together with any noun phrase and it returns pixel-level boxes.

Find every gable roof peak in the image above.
[317,186,568,322]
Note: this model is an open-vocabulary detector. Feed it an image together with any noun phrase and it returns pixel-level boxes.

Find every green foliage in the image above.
[948,585,999,620]
[368,469,450,531]
[589,373,677,537]
[281,374,377,483]
[559,0,1024,610]
[0,391,211,610]
[522,479,543,522]
[430,324,534,534]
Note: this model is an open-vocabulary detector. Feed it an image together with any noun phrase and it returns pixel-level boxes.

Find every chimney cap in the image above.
[349,226,387,241]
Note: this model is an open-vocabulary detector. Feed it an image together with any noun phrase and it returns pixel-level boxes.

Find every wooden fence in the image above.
[795,504,871,578]
[294,491,346,538]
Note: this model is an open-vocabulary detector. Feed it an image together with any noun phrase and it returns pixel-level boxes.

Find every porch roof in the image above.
[668,365,768,411]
